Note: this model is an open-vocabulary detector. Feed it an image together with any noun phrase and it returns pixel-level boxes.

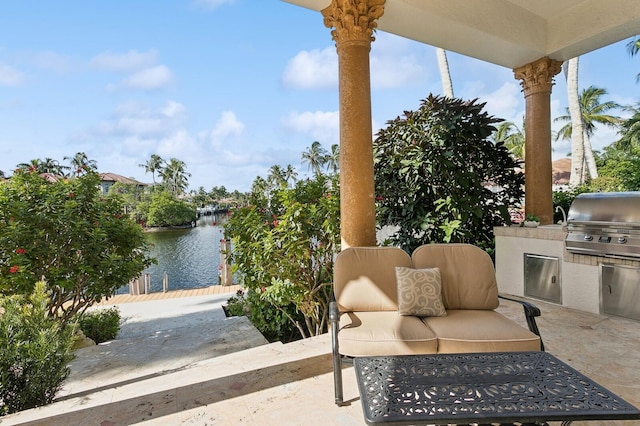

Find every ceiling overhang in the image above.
[283,0,640,69]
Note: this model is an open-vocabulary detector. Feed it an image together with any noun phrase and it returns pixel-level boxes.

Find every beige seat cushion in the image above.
[411,243,499,310]
[423,310,542,353]
[338,311,438,356]
[334,246,412,312]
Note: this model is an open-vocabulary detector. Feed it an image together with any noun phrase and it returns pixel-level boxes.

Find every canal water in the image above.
[116,214,228,294]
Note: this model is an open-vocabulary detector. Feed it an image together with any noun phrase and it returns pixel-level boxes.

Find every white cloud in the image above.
[282,32,427,91]
[0,64,25,86]
[120,65,174,91]
[282,110,339,146]
[208,111,245,148]
[480,82,523,123]
[157,129,201,159]
[91,49,159,71]
[282,47,338,89]
[370,33,427,89]
[88,100,187,139]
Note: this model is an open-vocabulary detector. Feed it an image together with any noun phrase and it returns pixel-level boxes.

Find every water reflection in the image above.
[117,214,228,294]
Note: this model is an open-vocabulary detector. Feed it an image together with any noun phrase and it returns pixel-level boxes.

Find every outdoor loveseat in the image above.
[329,243,544,405]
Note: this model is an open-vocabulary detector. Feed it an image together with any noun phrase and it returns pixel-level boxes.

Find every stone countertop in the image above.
[494,224,566,241]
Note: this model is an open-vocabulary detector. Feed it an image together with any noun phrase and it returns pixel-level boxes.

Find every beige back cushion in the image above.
[411,243,499,310]
[334,246,412,312]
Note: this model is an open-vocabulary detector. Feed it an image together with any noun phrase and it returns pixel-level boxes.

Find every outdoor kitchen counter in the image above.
[494,224,604,315]
[494,223,566,242]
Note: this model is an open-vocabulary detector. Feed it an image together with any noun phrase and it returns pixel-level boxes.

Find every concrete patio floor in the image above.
[3,287,640,426]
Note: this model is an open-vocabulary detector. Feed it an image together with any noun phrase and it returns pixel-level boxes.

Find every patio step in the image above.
[3,334,334,425]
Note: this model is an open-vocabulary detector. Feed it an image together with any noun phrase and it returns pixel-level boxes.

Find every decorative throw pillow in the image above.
[395,266,447,317]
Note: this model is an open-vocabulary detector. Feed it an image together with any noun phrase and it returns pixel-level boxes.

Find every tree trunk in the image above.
[566,57,585,186]
[583,128,599,179]
[436,48,454,98]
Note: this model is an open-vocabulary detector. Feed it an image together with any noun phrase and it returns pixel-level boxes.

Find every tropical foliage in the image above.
[224,149,340,342]
[0,168,154,322]
[492,120,525,160]
[0,282,76,416]
[374,95,524,255]
[146,190,196,227]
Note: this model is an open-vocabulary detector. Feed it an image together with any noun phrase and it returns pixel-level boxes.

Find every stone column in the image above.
[322,0,384,249]
[513,57,562,225]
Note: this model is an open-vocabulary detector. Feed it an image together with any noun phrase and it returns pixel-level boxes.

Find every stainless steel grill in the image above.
[565,192,640,260]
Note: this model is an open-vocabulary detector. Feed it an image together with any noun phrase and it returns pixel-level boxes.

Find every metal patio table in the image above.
[354,351,640,425]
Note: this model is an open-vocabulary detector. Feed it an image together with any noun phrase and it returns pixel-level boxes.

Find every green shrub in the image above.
[224,289,249,317]
[223,289,301,343]
[374,95,524,254]
[0,282,76,416]
[78,307,121,344]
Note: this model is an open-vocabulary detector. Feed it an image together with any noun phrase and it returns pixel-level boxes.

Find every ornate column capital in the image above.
[513,57,563,96]
[322,0,386,46]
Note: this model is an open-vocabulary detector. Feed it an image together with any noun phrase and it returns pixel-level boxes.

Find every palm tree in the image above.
[267,165,287,189]
[284,164,298,187]
[327,144,340,174]
[562,57,588,185]
[64,152,97,176]
[492,121,525,160]
[17,158,44,172]
[139,154,164,188]
[436,48,454,98]
[160,158,191,197]
[613,102,640,151]
[301,141,328,176]
[626,35,640,81]
[555,83,621,183]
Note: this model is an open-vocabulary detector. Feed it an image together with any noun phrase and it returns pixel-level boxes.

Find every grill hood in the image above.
[566,192,640,259]
[567,192,640,226]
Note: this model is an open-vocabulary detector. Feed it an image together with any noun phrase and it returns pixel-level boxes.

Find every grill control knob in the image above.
[618,237,628,244]
[583,235,593,241]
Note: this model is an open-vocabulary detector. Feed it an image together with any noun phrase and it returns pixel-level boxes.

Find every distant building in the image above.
[552,158,571,191]
[99,173,147,195]
[39,173,65,183]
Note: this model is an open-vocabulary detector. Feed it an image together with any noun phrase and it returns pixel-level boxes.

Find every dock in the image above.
[97,284,242,305]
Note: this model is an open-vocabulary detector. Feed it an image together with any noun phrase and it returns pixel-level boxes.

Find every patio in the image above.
[5,289,639,425]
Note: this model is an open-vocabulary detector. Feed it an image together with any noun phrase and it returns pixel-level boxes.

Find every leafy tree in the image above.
[0,169,154,321]
[224,172,340,341]
[210,185,228,201]
[374,95,524,254]
[106,181,150,224]
[146,190,196,227]
[595,144,640,191]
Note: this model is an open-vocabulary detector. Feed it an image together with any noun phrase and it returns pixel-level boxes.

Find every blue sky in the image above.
[1,0,639,192]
